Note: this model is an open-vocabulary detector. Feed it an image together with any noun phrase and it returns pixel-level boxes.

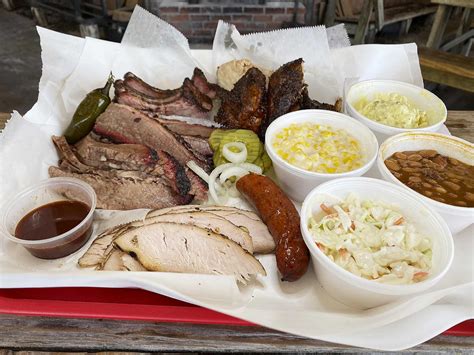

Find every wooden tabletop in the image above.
[0,111,473,353]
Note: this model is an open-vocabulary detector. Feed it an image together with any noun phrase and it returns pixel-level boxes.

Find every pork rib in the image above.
[123,72,181,99]
[215,67,267,135]
[116,72,213,118]
[264,58,306,134]
[301,88,342,112]
[191,67,217,99]
[115,80,210,119]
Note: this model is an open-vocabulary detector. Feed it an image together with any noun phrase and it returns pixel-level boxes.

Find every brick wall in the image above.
[150,1,305,43]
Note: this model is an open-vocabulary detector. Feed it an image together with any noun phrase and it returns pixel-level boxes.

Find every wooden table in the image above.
[0,111,473,353]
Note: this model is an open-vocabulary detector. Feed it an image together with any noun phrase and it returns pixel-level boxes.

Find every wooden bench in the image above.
[337,3,438,28]
[324,0,438,44]
[418,47,474,92]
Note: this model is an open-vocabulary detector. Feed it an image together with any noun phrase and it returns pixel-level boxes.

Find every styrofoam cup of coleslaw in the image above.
[265,109,378,202]
[345,80,447,142]
[300,177,454,309]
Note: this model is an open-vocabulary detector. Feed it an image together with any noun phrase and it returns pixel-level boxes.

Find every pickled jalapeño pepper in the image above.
[64,73,114,144]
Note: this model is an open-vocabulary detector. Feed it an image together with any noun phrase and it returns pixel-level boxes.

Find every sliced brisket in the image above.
[74,135,191,197]
[49,166,192,210]
[93,103,210,171]
[151,115,216,138]
[115,71,213,119]
[181,135,213,157]
[75,134,157,170]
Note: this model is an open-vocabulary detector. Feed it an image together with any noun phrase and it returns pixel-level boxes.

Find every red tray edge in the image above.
[0,288,472,336]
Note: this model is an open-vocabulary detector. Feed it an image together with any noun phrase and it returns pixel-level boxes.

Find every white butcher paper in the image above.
[212,20,344,103]
[0,6,472,350]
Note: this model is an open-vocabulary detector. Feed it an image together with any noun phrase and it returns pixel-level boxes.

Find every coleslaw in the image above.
[308,194,432,284]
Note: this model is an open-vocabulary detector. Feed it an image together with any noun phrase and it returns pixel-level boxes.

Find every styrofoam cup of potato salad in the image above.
[345,80,447,142]
[265,109,378,202]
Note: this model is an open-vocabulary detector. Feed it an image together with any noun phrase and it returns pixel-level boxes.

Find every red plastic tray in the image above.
[0,287,472,336]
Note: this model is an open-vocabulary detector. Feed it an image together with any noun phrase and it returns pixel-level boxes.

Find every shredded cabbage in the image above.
[308,194,432,284]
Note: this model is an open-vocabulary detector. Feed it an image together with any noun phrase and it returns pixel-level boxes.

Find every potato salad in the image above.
[308,194,432,284]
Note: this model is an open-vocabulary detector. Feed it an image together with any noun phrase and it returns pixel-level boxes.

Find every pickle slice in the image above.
[262,150,272,172]
[220,130,261,163]
[209,129,272,172]
[209,129,227,152]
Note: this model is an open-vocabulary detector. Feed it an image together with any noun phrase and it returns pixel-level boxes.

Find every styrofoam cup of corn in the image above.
[265,109,379,202]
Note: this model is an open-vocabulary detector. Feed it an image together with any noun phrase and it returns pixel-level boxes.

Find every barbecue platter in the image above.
[0,10,472,350]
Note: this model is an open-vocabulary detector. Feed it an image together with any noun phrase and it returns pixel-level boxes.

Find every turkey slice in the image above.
[147,205,275,254]
[115,222,266,283]
[130,210,253,253]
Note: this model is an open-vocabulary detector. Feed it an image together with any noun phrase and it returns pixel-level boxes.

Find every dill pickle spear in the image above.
[64,73,114,144]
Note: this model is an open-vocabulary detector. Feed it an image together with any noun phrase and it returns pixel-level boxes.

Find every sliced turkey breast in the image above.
[114,222,266,283]
[78,225,130,268]
[208,210,275,254]
[102,248,147,271]
[147,205,275,254]
[130,211,253,253]
[147,205,260,221]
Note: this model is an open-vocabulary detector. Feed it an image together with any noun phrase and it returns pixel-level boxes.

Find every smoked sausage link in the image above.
[236,173,309,281]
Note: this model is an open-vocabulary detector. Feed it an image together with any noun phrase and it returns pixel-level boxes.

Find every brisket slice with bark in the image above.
[181,135,213,157]
[75,134,157,170]
[50,136,194,210]
[151,115,216,138]
[93,103,210,172]
[49,166,192,210]
[214,67,267,135]
[74,135,191,197]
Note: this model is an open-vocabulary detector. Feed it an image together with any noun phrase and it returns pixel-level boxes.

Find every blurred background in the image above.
[0,0,472,115]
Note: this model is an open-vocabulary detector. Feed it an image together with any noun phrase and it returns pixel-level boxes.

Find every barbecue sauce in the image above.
[15,200,92,259]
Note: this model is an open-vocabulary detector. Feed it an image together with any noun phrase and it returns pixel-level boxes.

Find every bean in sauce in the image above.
[385,150,474,207]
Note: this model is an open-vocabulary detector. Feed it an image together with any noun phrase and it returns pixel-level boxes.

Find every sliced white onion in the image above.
[227,184,241,198]
[203,157,264,205]
[219,166,250,184]
[186,161,210,183]
[238,162,263,174]
[222,142,247,164]
[208,163,233,205]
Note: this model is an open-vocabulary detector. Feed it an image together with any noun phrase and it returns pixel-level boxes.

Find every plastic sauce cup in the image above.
[1,177,96,259]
